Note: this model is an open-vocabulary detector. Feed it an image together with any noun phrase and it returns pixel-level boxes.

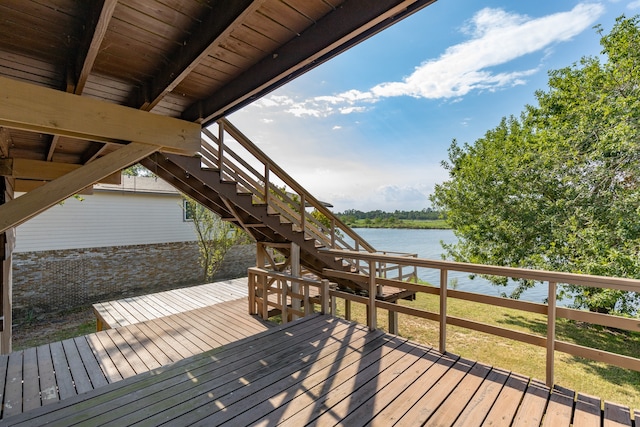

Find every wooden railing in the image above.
[321,248,640,387]
[200,119,376,261]
[248,267,331,322]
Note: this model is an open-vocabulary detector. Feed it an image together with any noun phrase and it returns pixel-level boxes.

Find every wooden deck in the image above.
[92,278,248,330]
[2,312,637,426]
[0,298,272,420]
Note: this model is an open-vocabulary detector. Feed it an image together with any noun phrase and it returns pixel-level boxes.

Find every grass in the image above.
[13,308,97,351]
[347,219,450,229]
[333,292,640,411]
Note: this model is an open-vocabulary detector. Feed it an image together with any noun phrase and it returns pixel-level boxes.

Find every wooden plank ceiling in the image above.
[0,0,436,188]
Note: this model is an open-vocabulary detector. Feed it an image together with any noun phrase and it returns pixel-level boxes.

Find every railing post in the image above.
[321,279,329,315]
[547,281,557,387]
[290,242,300,321]
[217,120,224,175]
[248,271,256,315]
[281,279,288,324]
[368,260,377,331]
[331,219,336,248]
[439,269,448,353]
[304,283,311,316]
[300,193,305,234]
[264,163,270,205]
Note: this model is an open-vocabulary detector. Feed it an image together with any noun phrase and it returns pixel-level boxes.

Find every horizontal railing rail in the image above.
[321,248,640,387]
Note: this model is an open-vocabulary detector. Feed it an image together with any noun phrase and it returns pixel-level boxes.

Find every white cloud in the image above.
[247,3,604,119]
[370,3,604,99]
[629,0,640,8]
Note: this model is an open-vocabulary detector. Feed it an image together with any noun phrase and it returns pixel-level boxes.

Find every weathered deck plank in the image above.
[20,347,39,413]
[481,372,529,426]
[541,387,574,427]
[453,367,511,427]
[427,361,493,426]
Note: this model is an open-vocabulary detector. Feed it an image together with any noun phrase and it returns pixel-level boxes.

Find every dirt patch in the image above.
[11,307,97,351]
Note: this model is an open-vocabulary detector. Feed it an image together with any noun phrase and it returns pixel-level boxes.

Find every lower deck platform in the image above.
[0,297,272,420]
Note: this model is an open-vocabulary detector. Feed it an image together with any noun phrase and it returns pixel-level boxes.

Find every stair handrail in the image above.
[200,118,376,257]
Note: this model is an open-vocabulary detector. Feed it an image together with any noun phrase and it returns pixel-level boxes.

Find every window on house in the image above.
[183,199,195,221]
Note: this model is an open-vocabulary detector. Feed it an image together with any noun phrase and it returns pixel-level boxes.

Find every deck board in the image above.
[541,387,574,427]
[453,367,511,427]
[427,361,493,426]
[395,357,476,426]
[20,347,39,413]
[61,339,93,394]
[482,372,529,426]
[49,341,76,400]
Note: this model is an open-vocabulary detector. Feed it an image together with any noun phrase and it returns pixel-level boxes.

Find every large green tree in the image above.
[431,16,640,314]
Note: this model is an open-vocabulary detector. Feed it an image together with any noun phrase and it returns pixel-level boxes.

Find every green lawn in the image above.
[348,219,450,229]
[333,292,640,411]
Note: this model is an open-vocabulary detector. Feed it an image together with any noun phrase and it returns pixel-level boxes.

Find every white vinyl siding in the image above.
[14,191,198,253]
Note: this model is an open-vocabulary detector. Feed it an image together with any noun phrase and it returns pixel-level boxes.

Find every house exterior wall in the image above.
[11,176,256,320]
[14,183,197,253]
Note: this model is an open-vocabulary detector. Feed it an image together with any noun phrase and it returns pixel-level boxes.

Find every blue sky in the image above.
[229,0,640,212]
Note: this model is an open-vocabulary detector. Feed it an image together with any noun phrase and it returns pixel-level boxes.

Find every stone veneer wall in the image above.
[11,242,256,320]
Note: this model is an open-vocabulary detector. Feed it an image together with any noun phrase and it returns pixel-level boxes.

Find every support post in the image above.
[290,242,300,321]
[264,163,270,205]
[546,281,557,387]
[388,301,398,335]
[248,271,257,315]
[217,120,224,174]
[256,243,268,319]
[304,284,311,316]
[321,279,330,315]
[281,279,288,323]
[0,177,14,354]
[300,194,305,235]
[368,260,377,331]
[439,269,448,353]
[345,299,351,320]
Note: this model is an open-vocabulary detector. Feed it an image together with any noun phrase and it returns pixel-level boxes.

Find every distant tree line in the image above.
[337,208,443,222]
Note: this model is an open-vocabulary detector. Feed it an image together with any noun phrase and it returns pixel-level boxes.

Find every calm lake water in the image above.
[353,228,570,306]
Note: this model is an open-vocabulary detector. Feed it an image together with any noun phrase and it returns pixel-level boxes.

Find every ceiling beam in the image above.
[133,0,260,111]
[14,180,94,195]
[0,77,201,154]
[0,128,11,158]
[74,0,118,95]
[183,0,436,125]
[0,158,120,184]
[0,142,158,234]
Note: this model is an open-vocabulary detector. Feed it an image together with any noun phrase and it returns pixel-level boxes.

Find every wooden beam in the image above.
[0,142,157,234]
[134,0,260,111]
[0,128,11,158]
[14,180,94,195]
[0,158,120,184]
[0,77,200,154]
[183,0,437,124]
[74,0,118,95]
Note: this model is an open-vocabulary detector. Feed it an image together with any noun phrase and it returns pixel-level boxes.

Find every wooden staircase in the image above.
[139,118,376,291]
